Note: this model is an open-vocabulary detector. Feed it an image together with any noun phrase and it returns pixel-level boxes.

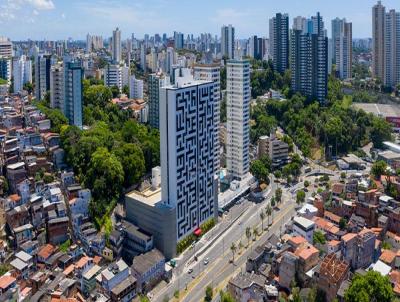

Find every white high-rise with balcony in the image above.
[12,55,32,92]
[226,59,250,180]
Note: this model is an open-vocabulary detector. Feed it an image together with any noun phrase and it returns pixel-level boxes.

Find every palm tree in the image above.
[245,227,251,247]
[230,242,237,263]
[266,204,273,226]
[253,227,258,241]
[238,241,243,254]
[260,212,265,231]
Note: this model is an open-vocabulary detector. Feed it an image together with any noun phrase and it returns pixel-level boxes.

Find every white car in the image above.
[203,258,209,265]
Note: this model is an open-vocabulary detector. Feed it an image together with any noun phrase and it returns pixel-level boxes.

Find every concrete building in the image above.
[160,70,217,241]
[291,13,328,102]
[129,75,143,99]
[318,254,350,302]
[35,54,52,101]
[193,63,221,175]
[336,21,353,79]
[269,13,289,73]
[112,27,122,63]
[247,35,264,60]
[148,73,170,129]
[372,1,386,81]
[258,133,289,167]
[12,55,32,93]
[226,59,250,180]
[63,58,83,128]
[105,64,129,92]
[227,272,267,302]
[221,25,235,59]
[331,18,344,64]
[384,9,400,87]
[0,37,12,57]
[0,57,11,86]
[164,47,175,75]
[50,62,64,111]
[293,216,315,243]
[174,32,184,50]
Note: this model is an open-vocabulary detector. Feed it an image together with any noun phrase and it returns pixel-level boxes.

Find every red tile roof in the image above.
[0,275,16,289]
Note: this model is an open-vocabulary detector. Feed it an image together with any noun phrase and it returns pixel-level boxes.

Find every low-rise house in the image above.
[293,217,315,243]
[279,252,298,289]
[11,223,33,248]
[318,254,350,302]
[380,249,397,267]
[227,272,266,302]
[82,264,102,296]
[131,249,165,293]
[37,244,56,263]
[0,275,18,299]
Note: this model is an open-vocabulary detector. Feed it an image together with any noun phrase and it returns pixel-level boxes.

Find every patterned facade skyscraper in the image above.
[160,69,217,241]
[194,63,221,175]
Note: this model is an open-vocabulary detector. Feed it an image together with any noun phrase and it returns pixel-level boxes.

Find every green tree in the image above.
[23,82,34,94]
[313,230,326,245]
[250,160,269,184]
[230,242,237,263]
[260,211,265,230]
[296,190,306,204]
[111,85,120,98]
[370,117,393,149]
[275,187,282,203]
[266,204,273,225]
[122,85,129,96]
[344,271,394,302]
[219,291,235,302]
[371,160,388,180]
[84,84,112,107]
[113,143,145,188]
[205,286,213,302]
[381,241,392,250]
[253,227,258,241]
[339,218,347,230]
[245,227,252,247]
[85,148,124,218]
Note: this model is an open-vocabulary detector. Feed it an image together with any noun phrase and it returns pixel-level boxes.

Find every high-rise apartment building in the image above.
[104,64,129,92]
[12,55,32,93]
[0,58,11,86]
[331,18,344,64]
[372,1,400,87]
[194,63,221,175]
[112,27,122,63]
[0,37,12,57]
[165,47,175,75]
[221,25,235,59]
[129,75,144,99]
[336,21,353,80]
[174,32,184,50]
[160,70,217,241]
[269,13,289,73]
[50,62,64,110]
[226,60,250,180]
[140,44,146,72]
[35,54,52,101]
[293,16,307,32]
[291,13,328,102]
[373,1,386,81]
[384,9,400,87]
[148,73,170,129]
[63,58,83,128]
[247,36,264,60]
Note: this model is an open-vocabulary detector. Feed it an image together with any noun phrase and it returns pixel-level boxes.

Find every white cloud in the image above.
[61,13,66,19]
[27,0,55,10]
[33,9,39,15]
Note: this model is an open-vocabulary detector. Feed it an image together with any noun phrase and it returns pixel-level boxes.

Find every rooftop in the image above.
[131,249,165,275]
[293,216,315,229]
[0,275,16,289]
[126,186,162,207]
[111,275,136,296]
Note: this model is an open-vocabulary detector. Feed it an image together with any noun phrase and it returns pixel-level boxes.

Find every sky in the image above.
[1,0,399,40]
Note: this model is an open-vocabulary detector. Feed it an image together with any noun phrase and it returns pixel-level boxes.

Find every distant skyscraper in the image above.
[160,70,217,241]
[293,16,307,32]
[86,34,92,53]
[165,47,175,75]
[174,32,184,49]
[221,25,235,59]
[372,1,386,81]
[291,13,328,102]
[331,18,344,64]
[226,59,250,180]
[13,55,32,92]
[336,21,353,79]
[112,27,122,63]
[140,44,146,72]
[384,9,400,87]
[63,58,83,128]
[269,13,289,73]
[148,73,170,129]
[248,36,264,60]
[194,63,221,175]
[35,54,52,100]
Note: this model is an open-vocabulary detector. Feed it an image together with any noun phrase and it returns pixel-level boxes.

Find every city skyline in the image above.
[2,0,399,40]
